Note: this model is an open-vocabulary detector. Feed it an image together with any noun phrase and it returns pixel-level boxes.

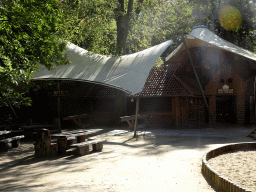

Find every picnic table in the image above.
[63,114,95,129]
[52,130,90,154]
[51,129,106,155]
[120,114,151,131]
[21,124,57,140]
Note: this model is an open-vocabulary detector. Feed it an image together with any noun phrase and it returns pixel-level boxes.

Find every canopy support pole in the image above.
[255,77,256,127]
[134,97,139,138]
[182,34,214,127]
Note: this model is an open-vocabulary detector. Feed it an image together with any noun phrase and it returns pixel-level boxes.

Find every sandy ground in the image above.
[208,150,256,191]
[0,126,255,192]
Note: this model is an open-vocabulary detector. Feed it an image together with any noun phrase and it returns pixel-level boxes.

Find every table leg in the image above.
[77,135,86,143]
[77,145,89,155]
[93,142,103,151]
[67,139,74,149]
[57,136,67,155]
[127,120,134,131]
[145,118,151,127]
[12,139,20,148]
[73,119,85,129]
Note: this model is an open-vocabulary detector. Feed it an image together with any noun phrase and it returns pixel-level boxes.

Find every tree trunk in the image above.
[116,18,129,55]
[116,0,134,55]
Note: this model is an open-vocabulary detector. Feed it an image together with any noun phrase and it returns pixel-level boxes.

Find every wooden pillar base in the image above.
[67,139,74,149]
[57,136,67,155]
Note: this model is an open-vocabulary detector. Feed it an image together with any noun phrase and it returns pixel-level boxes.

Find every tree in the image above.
[0,0,68,108]
[57,0,146,55]
[127,0,197,56]
[57,0,118,55]
[57,0,197,56]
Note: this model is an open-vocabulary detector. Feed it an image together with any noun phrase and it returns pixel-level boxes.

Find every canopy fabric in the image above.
[32,40,173,95]
[166,27,256,62]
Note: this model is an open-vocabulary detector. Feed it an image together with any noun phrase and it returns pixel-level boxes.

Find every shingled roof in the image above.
[133,64,201,97]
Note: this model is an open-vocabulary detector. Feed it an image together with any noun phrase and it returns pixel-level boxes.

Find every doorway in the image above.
[216,96,236,124]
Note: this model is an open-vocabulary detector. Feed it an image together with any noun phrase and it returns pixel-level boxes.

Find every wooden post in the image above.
[55,80,61,132]
[134,97,139,138]
[255,77,256,126]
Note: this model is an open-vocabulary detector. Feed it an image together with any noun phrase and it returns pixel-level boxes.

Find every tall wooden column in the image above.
[54,80,61,132]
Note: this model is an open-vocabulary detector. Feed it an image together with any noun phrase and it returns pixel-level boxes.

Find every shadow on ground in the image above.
[0,124,254,191]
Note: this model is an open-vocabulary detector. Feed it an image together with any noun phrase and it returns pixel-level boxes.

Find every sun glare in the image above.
[218,5,242,31]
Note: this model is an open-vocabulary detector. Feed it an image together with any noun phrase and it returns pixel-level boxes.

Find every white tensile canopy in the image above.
[32,40,173,95]
[166,26,256,63]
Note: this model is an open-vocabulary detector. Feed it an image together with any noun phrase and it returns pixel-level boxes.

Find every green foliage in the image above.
[0,0,69,107]
[128,0,196,55]
[57,0,117,55]
[57,0,197,57]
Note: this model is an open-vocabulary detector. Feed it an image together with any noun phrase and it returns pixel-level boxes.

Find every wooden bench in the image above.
[120,114,150,130]
[69,139,107,155]
[0,135,24,152]
[0,130,11,140]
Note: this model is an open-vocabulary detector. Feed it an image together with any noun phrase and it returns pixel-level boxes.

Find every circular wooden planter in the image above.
[202,142,256,192]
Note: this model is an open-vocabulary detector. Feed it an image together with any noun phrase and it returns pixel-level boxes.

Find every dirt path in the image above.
[0,127,254,192]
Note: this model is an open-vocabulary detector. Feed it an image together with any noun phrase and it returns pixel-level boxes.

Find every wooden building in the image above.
[135,34,256,127]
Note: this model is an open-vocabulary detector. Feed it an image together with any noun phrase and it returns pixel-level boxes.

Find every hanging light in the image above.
[131,98,134,102]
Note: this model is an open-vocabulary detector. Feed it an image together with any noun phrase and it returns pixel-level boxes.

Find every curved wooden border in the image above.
[202,142,256,192]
